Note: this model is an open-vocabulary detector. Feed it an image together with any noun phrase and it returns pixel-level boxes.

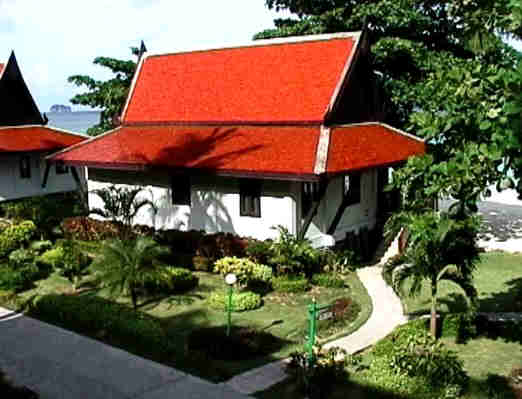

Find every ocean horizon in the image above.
[46,110,101,134]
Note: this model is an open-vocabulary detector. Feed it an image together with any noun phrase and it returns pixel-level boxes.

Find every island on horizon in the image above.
[50,104,72,113]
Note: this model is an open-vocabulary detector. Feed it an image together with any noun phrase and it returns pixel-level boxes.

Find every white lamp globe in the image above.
[225,273,237,285]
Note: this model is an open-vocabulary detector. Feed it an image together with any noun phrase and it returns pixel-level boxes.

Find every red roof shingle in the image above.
[0,126,87,153]
[49,123,425,178]
[123,36,356,125]
[326,124,426,174]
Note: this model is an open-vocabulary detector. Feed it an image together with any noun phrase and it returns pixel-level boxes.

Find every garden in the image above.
[0,190,372,382]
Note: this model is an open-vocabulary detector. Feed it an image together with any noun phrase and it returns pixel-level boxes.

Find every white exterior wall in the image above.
[0,153,85,202]
[304,170,378,242]
[88,169,299,240]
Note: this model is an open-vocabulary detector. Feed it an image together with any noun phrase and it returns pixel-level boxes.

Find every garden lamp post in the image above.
[225,273,237,337]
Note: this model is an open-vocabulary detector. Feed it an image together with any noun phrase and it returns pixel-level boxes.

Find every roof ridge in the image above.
[144,31,361,59]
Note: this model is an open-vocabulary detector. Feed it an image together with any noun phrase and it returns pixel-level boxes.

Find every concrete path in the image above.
[0,307,250,399]
[226,263,407,395]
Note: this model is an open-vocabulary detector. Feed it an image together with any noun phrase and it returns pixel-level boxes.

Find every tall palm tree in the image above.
[384,211,481,337]
[90,236,169,311]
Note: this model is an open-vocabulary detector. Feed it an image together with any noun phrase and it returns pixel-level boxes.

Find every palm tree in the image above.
[90,185,157,239]
[384,211,481,337]
[90,236,169,311]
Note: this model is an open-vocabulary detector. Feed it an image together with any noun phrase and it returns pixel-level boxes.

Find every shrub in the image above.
[28,294,169,357]
[213,256,272,286]
[245,238,273,265]
[311,273,345,288]
[145,267,199,294]
[0,263,40,292]
[272,274,310,293]
[61,216,121,241]
[322,249,363,274]
[197,232,248,260]
[37,246,65,269]
[208,290,262,312]
[155,229,204,255]
[29,240,53,254]
[388,328,469,392]
[286,345,348,399]
[0,221,37,259]
[440,312,478,342]
[187,326,284,361]
[8,248,36,268]
[58,240,91,290]
[268,226,321,275]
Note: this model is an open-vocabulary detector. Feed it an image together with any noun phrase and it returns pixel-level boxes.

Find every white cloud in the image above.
[0,0,289,111]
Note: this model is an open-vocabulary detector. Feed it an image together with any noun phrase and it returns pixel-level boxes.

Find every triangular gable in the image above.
[121,32,363,126]
[0,52,45,126]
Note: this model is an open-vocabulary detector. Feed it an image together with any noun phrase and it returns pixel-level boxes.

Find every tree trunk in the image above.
[430,279,438,338]
[130,287,138,311]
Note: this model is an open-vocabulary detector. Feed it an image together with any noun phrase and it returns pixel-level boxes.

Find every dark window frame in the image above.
[171,176,191,206]
[301,181,321,216]
[240,179,261,218]
[19,155,31,179]
[343,173,361,206]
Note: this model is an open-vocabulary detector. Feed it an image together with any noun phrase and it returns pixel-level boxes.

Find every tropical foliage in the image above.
[89,237,169,311]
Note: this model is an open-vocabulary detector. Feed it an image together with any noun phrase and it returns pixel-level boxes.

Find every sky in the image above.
[0,0,289,112]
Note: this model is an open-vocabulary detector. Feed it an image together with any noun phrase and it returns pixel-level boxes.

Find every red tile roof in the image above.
[122,34,357,125]
[0,126,87,153]
[48,123,425,178]
[50,125,321,178]
[326,124,426,175]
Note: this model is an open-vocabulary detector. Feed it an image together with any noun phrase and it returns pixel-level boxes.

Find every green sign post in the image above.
[307,298,334,366]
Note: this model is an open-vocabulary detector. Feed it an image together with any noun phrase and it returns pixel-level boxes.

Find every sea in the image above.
[46,111,101,134]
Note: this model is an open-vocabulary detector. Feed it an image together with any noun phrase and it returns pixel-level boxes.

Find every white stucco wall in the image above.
[0,153,86,202]
[304,170,378,242]
[88,169,299,240]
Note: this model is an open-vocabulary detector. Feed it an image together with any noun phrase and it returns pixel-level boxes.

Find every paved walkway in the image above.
[226,263,407,395]
[0,308,250,399]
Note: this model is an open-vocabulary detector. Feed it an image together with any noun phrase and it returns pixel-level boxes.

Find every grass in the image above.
[402,251,522,315]
[2,270,372,382]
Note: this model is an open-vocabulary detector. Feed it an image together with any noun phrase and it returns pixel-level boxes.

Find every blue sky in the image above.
[0,0,288,112]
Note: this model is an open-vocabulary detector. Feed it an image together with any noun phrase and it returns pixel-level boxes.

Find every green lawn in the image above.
[2,270,372,381]
[402,251,522,315]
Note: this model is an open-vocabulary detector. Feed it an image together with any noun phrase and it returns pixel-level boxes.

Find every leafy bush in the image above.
[389,329,468,391]
[208,290,262,312]
[197,232,248,260]
[38,246,65,269]
[213,256,272,287]
[58,240,91,290]
[286,345,348,399]
[28,294,170,357]
[192,255,212,271]
[61,216,121,241]
[29,240,53,254]
[440,312,478,342]
[8,248,36,268]
[311,273,345,288]
[0,221,37,259]
[268,226,321,275]
[272,274,310,293]
[0,263,40,292]
[245,238,273,265]
[322,249,363,274]
[155,229,204,255]
[144,266,198,294]
[187,326,284,360]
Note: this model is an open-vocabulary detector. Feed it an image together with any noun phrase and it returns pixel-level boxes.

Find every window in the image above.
[344,173,361,205]
[171,176,191,205]
[240,179,261,217]
[19,156,31,179]
[55,163,69,175]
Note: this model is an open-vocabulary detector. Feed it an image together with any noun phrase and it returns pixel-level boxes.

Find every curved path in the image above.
[226,263,407,395]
